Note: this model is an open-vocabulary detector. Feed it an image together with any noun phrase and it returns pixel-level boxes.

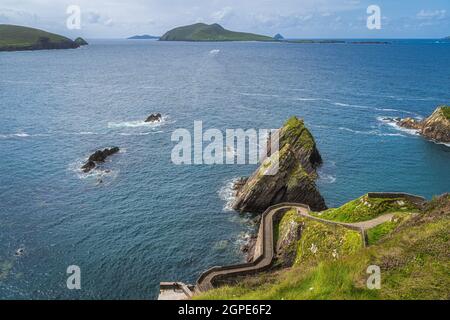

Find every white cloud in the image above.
[211,6,234,22]
[416,9,446,20]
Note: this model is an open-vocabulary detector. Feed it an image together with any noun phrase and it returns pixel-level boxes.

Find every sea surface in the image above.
[0,39,449,299]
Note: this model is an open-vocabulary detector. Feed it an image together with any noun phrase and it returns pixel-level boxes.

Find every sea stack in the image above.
[397,106,450,143]
[233,116,327,213]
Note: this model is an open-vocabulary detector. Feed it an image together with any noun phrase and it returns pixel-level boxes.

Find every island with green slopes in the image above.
[159,23,273,42]
[0,24,83,52]
[127,35,160,40]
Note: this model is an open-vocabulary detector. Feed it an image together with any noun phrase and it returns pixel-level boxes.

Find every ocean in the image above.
[0,39,449,299]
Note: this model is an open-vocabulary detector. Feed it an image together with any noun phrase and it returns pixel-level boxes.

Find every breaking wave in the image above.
[218,178,240,212]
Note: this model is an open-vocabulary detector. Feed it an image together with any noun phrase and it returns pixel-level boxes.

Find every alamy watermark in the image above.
[66,5,81,30]
[66,265,81,290]
[171,121,280,175]
[367,5,381,30]
[366,265,381,289]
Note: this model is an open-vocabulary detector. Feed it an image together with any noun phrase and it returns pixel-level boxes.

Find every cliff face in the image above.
[419,106,450,143]
[398,106,450,143]
[232,117,327,213]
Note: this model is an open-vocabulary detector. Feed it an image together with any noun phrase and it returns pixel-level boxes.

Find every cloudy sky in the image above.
[1,0,449,38]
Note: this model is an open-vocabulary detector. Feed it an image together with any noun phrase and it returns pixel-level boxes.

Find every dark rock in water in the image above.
[15,248,25,257]
[81,160,96,173]
[233,116,327,213]
[82,147,120,173]
[88,147,120,162]
[145,113,162,123]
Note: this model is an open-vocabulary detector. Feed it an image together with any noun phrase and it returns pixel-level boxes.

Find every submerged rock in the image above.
[81,147,120,173]
[397,106,450,143]
[145,113,162,123]
[232,116,327,213]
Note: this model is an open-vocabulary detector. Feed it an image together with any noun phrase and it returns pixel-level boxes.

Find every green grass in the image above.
[196,195,450,300]
[314,194,418,222]
[439,105,450,120]
[160,23,273,41]
[0,24,75,51]
[275,209,362,266]
[366,213,409,245]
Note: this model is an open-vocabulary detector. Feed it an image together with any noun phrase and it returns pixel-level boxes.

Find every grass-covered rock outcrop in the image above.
[196,194,450,300]
[233,116,326,213]
[314,194,420,223]
[275,209,362,267]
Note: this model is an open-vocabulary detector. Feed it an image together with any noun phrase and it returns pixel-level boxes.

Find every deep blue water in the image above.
[0,39,449,299]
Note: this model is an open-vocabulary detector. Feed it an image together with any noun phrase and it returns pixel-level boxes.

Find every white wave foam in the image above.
[319,174,336,184]
[332,102,371,110]
[218,178,239,212]
[239,92,280,98]
[0,132,30,139]
[294,98,320,101]
[338,126,406,137]
[108,115,171,129]
[377,117,420,136]
[209,49,220,55]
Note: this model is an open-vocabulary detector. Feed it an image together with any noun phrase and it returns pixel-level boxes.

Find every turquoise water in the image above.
[0,39,449,299]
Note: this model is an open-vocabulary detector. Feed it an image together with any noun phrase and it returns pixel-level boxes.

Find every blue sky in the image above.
[1,0,449,38]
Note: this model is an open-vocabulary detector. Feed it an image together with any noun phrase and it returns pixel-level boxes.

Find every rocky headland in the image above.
[395,105,450,143]
[0,24,84,52]
[232,116,327,213]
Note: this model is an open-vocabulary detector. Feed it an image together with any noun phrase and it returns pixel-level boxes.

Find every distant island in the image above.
[159,23,273,42]
[127,35,160,40]
[0,24,86,52]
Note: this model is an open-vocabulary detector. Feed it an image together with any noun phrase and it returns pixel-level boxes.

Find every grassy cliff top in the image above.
[159,23,273,41]
[314,194,419,222]
[196,194,450,300]
[0,24,73,49]
[280,116,316,151]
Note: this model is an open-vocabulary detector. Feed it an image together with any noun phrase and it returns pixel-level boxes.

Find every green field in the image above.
[159,23,273,42]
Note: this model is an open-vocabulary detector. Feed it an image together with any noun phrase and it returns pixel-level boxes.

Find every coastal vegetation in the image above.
[0,24,82,51]
[159,23,273,41]
[196,194,450,300]
[313,194,419,222]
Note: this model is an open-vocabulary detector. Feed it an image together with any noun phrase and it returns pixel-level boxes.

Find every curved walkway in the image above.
[195,202,394,293]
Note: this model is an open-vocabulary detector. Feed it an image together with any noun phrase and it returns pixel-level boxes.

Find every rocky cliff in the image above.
[398,106,450,143]
[232,117,327,213]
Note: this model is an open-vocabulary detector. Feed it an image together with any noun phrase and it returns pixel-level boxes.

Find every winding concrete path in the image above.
[195,203,394,293]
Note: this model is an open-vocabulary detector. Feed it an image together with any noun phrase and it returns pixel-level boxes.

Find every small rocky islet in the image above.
[145,113,162,123]
[81,147,120,173]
